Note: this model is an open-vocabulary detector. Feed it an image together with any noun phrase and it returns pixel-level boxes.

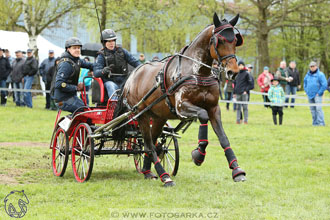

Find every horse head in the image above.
[210,13,243,80]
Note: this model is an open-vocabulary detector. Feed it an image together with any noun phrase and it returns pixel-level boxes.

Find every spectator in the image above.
[0,48,12,106]
[224,78,234,111]
[94,29,140,100]
[4,49,14,65]
[22,49,38,108]
[246,64,255,101]
[275,61,291,90]
[268,77,285,125]
[4,49,15,102]
[327,76,330,93]
[257,66,273,108]
[285,61,300,108]
[304,61,327,126]
[78,57,93,105]
[54,37,94,113]
[39,50,56,109]
[10,50,25,106]
[233,61,253,124]
[46,57,61,110]
[139,53,146,64]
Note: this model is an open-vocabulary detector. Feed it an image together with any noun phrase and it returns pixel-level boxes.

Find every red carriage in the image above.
[50,77,180,183]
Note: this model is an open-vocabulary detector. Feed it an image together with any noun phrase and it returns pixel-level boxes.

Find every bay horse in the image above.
[117,13,246,186]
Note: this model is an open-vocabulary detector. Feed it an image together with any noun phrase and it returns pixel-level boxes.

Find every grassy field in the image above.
[0,93,330,219]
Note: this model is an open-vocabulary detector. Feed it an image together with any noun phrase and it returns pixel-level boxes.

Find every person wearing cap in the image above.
[46,57,61,110]
[257,66,274,108]
[0,47,12,106]
[22,49,38,108]
[233,60,254,124]
[39,50,56,109]
[93,29,141,100]
[285,61,300,108]
[268,77,285,125]
[53,37,94,113]
[10,50,26,106]
[304,61,327,126]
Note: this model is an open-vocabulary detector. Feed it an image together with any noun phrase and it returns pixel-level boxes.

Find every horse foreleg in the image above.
[138,115,175,187]
[176,101,209,166]
[208,105,246,182]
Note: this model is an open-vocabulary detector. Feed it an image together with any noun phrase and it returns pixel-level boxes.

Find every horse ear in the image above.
[213,12,221,27]
[229,14,240,26]
[236,33,243,47]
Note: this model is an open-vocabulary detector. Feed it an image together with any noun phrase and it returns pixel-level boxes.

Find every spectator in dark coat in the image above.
[0,48,12,106]
[233,61,254,124]
[39,50,55,109]
[22,49,38,108]
[285,61,300,108]
[327,77,330,93]
[10,51,26,106]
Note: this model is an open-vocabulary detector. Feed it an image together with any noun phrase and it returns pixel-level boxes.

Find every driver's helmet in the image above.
[101,29,117,43]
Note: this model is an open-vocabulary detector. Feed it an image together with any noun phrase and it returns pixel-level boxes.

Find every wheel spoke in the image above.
[166,151,176,161]
[165,153,174,172]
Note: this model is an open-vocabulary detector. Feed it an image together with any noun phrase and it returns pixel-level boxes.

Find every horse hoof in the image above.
[144,172,158,180]
[164,180,175,187]
[191,148,205,166]
[232,167,246,182]
[233,174,246,182]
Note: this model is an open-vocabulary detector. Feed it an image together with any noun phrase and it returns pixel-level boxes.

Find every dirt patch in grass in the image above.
[0,142,49,147]
[0,168,26,185]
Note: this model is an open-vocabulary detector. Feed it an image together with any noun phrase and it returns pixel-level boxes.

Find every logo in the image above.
[4,190,29,218]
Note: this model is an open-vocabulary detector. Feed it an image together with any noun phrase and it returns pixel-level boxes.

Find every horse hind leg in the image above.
[141,118,166,180]
[138,115,174,187]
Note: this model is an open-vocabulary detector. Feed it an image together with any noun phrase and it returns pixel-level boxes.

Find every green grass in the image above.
[0,93,330,219]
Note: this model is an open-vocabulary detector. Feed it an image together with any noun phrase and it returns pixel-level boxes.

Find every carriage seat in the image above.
[92,77,109,106]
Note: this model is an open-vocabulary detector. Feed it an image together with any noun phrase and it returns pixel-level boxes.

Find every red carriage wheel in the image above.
[71,123,94,183]
[52,127,69,177]
[134,152,144,173]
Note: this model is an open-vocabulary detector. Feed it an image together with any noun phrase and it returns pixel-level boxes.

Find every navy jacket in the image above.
[327,77,330,92]
[93,47,140,82]
[234,68,254,95]
[54,52,93,102]
[39,57,55,82]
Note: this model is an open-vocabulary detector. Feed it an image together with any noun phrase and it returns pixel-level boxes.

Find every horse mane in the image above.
[184,24,213,51]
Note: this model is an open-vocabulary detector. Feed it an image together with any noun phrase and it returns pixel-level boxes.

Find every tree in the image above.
[19,0,86,58]
[0,0,22,31]
[81,0,222,54]
[222,0,328,73]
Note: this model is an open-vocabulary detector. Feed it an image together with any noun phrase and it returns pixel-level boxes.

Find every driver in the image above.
[93,29,141,100]
[54,37,94,113]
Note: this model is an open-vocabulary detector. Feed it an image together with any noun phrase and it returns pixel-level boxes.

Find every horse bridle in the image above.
[210,24,238,73]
